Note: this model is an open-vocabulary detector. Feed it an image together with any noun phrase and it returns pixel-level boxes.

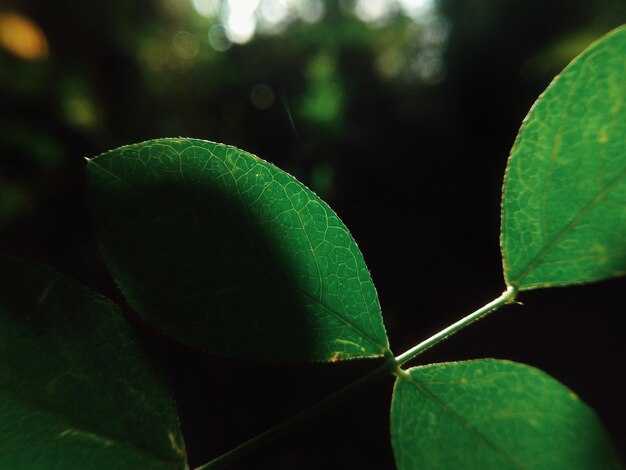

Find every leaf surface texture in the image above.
[391,359,622,469]
[87,138,389,361]
[501,26,626,289]
[0,256,186,469]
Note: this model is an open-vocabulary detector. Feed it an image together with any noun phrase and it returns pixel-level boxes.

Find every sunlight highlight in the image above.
[223,0,259,44]
[190,0,326,49]
[192,0,220,18]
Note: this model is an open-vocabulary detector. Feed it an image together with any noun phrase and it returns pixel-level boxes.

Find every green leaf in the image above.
[87,138,389,362]
[391,359,622,470]
[501,26,626,289]
[0,256,186,469]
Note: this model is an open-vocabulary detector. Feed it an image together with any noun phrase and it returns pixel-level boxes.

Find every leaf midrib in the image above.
[401,373,528,470]
[88,158,387,354]
[508,161,626,287]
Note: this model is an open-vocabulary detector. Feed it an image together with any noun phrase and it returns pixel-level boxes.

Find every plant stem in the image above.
[394,285,518,367]
[194,286,518,470]
[194,355,397,470]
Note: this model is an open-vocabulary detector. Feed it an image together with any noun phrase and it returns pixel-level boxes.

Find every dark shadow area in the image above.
[87,145,326,362]
[140,333,393,469]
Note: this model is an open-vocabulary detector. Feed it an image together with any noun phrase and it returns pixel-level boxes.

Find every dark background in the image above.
[1,0,625,468]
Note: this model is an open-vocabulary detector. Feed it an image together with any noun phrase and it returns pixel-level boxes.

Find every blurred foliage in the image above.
[298,50,345,132]
[2,0,624,185]
[1,0,626,467]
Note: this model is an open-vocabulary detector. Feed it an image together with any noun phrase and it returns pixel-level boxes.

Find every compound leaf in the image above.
[0,255,186,469]
[87,138,389,362]
[501,26,626,289]
[391,359,622,470]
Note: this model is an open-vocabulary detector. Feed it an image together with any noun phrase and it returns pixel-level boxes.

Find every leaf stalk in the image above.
[194,286,518,469]
[394,285,518,367]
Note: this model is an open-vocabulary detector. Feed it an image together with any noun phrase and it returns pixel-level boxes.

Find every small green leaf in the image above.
[391,360,622,470]
[501,26,626,289]
[87,138,389,362]
[0,256,186,469]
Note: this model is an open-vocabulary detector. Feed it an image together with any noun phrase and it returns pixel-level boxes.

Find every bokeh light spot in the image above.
[376,49,404,79]
[398,0,434,19]
[63,94,99,130]
[192,0,220,18]
[224,0,259,44]
[250,84,275,110]
[173,31,200,59]
[297,0,325,23]
[354,0,392,24]
[259,0,289,26]
[0,12,48,60]
[208,24,232,51]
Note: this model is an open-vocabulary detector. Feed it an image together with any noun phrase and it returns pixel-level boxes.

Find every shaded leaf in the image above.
[0,255,186,469]
[391,359,622,469]
[501,26,626,289]
[87,138,389,362]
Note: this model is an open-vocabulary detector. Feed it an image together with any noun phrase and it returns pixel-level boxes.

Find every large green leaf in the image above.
[391,359,622,470]
[0,256,186,469]
[501,26,626,289]
[87,138,389,362]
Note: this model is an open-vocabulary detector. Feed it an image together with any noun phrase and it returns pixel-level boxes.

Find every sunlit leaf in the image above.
[0,255,186,469]
[391,360,622,469]
[87,138,389,362]
[501,26,626,289]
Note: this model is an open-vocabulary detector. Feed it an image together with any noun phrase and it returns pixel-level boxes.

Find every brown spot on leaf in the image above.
[329,353,342,363]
